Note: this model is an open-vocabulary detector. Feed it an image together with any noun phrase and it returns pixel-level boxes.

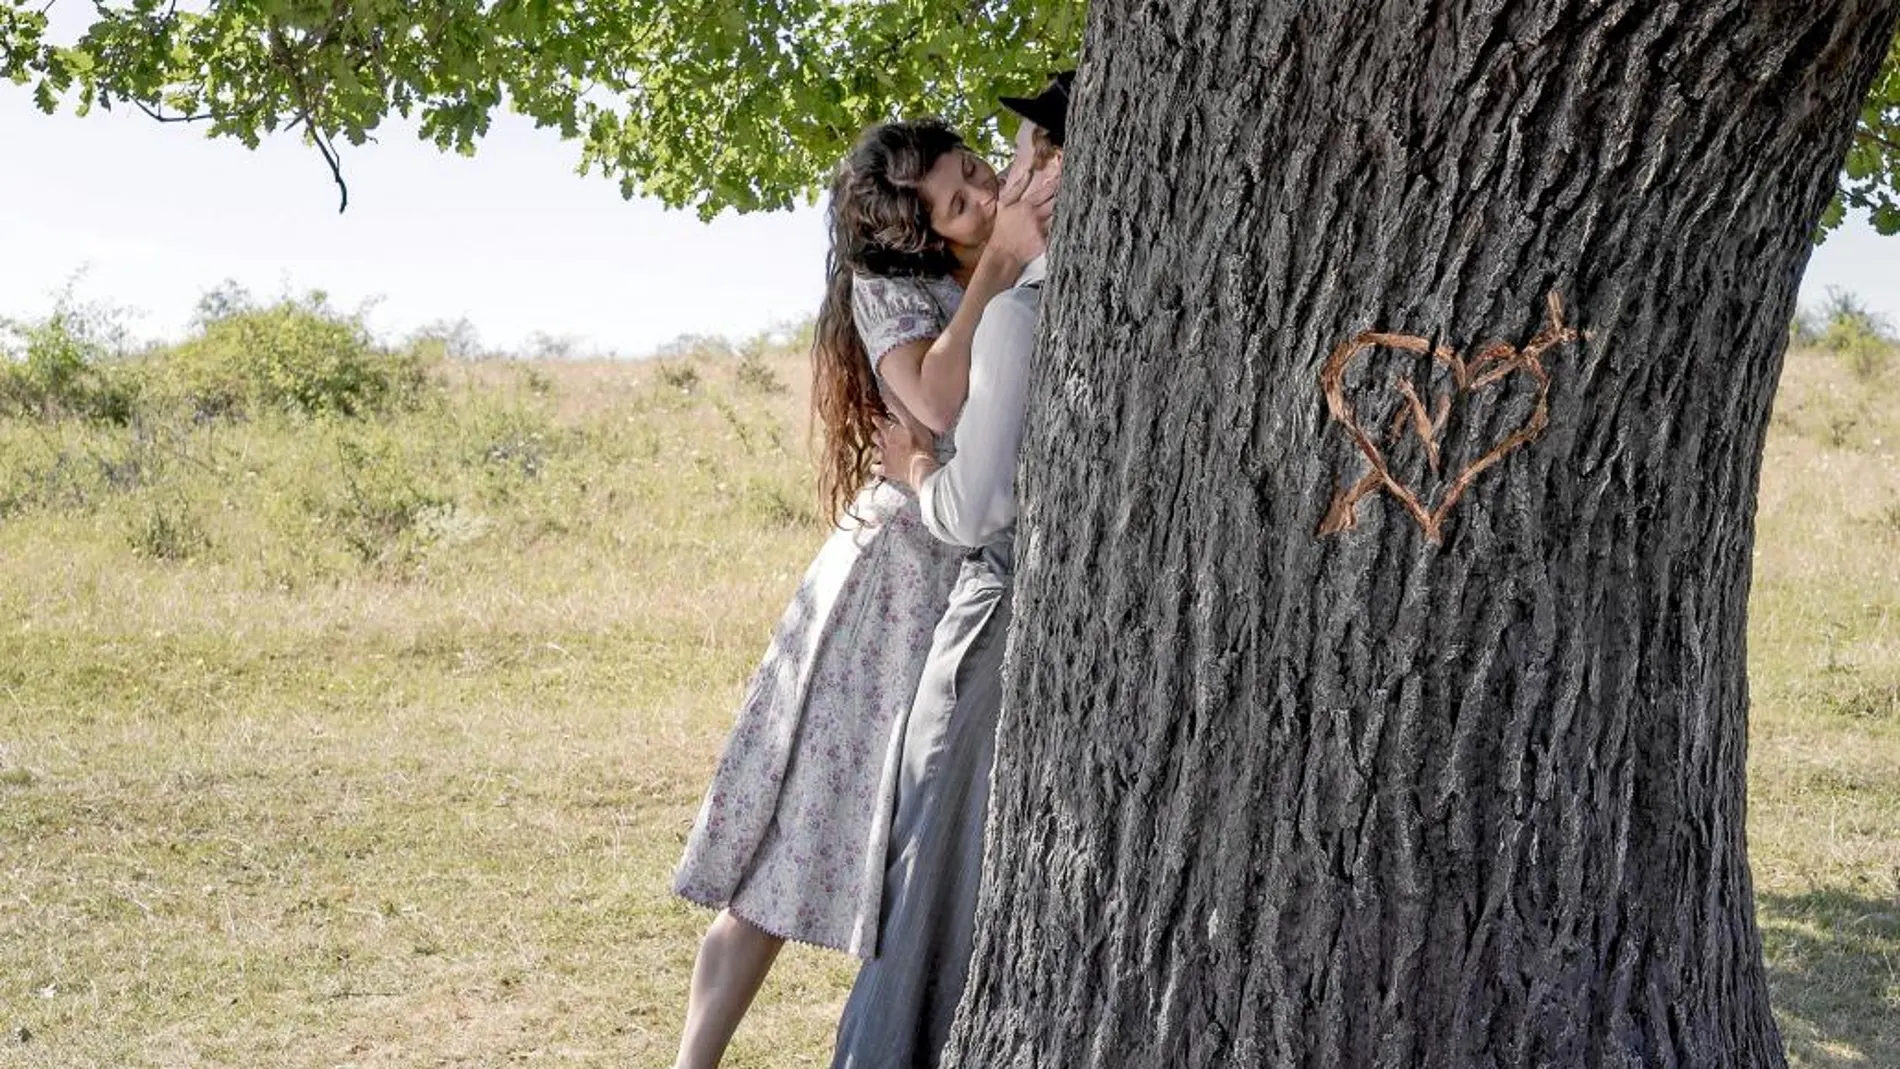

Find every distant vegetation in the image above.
[1791,288,1897,382]
[0,285,1894,1067]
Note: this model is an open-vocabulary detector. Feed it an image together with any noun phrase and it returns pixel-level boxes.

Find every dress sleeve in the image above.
[851,274,943,370]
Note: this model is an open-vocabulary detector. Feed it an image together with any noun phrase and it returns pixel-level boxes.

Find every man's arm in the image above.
[916,290,1039,547]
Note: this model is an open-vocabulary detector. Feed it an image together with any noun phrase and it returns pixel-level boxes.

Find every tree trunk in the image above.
[947,3,1900,1068]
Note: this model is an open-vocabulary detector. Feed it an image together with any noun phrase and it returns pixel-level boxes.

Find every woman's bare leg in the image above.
[674,910,786,1069]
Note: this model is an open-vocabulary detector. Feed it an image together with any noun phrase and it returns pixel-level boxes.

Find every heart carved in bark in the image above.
[1317,292,1582,544]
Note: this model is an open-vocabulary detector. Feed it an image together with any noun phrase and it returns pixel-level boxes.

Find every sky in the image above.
[2,90,1896,358]
[0,100,834,358]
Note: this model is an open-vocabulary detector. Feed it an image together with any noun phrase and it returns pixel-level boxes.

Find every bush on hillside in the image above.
[0,297,140,424]
[408,317,487,361]
[160,288,433,419]
[1815,288,1894,381]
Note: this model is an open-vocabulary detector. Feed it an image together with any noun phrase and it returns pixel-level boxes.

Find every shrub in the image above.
[657,362,701,393]
[1825,411,1859,449]
[1817,288,1895,381]
[1788,307,1822,348]
[0,296,141,424]
[654,333,737,360]
[160,289,431,419]
[526,331,584,360]
[408,318,486,361]
[323,435,448,565]
[127,498,211,561]
[736,350,786,396]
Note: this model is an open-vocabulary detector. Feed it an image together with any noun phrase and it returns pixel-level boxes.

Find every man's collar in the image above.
[1016,254,1048,289]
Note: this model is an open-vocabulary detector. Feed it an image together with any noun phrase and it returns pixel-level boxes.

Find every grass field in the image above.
[1,315,1895,1067]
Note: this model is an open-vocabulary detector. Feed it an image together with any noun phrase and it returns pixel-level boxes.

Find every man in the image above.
[829,70,1072,1069]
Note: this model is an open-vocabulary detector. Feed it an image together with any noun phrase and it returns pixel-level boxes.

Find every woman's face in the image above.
[917,147,999,257]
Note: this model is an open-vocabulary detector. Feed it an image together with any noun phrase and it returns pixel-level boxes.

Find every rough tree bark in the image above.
[947,3,1900,1068]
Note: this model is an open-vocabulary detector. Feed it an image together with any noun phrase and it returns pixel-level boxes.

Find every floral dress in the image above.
[673,272,968,957]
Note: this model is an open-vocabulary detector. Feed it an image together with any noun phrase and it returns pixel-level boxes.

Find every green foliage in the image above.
[657,361,701,393]
[0,291,139,424]
[320,433,452,566]
[126,496,211,561]
[0,407,220,521]
[5,4,1894,226]
[1815,288,1896,381]
[1790,306,1823,348]
[1,0,1081,217]
[734,326,794,395]
[737,350,787,395]
[1827,29,1900,236]
[161,287,432,419]
[1,293,820,592]
[408,317,486,361]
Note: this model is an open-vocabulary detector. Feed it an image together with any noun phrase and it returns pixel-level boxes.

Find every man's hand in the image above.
[873,415,939,491]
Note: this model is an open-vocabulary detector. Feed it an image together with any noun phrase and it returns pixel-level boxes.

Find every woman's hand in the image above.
[984,158,1058,270]
[874,161,1057,438]
[873,415,939,491]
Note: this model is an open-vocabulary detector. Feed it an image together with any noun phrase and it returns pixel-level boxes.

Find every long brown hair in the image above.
[811,119,966,524]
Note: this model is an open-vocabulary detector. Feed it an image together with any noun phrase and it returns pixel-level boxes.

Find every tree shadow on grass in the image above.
[1758,887,1900,1068]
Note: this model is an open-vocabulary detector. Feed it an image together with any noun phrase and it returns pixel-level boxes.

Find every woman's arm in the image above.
[874,255,1020,434]
[875,292,1038,547]
[876,166,1055,433]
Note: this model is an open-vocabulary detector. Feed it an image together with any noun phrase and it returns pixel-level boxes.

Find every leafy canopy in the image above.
[2,1,1895,231]
[0,0,1081,216]
[1830,29,1900,235]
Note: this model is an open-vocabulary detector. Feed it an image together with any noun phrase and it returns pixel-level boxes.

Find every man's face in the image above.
[1007,119,1062,189]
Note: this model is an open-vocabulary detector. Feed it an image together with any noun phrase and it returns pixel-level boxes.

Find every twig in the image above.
[307,115,349,213]
[132,99,218,124]
[1858,126,1900,155]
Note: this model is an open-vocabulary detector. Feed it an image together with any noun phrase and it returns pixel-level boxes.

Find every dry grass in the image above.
[1749,347,1900,1069]
[1,341,1896,1067]
[1,348,850,1068]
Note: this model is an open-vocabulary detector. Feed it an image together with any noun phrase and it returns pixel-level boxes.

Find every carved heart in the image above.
[1317,293,1581,544]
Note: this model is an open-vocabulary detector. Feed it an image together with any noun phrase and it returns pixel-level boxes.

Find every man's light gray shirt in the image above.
[917,255,1046,557]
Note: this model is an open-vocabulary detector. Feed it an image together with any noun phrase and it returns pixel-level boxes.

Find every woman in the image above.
[670,118,1053,1069]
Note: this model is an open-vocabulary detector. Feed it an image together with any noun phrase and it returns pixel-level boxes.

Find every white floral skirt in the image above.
[673,479,963,957]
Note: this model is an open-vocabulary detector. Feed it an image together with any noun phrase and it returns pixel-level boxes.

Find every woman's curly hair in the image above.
[810,119,967,523]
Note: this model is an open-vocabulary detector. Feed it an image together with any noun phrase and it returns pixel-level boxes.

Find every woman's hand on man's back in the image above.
[872,414,939,492]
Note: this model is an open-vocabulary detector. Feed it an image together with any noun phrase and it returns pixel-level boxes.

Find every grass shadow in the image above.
[1759,887,1900,1068]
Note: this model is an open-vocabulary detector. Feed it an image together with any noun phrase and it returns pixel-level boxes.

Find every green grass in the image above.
[1,333,1896,1067]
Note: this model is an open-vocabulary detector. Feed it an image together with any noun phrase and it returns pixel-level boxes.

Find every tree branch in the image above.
[269,23,351,212]
[307,115,349,213]
[132,99,217,124]
[1859,126,1900,155]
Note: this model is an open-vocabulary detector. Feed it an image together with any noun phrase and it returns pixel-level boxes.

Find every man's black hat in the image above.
[999,70,1076,148]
